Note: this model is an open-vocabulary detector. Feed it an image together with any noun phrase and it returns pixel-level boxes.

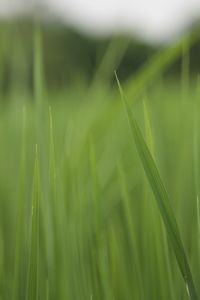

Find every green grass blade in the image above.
[124,29,199,101]
[181,37,190,98]
[117,162,144,299]
[46,278,49,300]
[86,31,199,155]
[0,228,5,299]
[116,73,198,300]
[143,100,154,155]
[33,22,43,109]
[27,145,40,300]
[193,79,200,268]
[193,78,200,203]
[93,37,129,85]
[12,107,27,300]
[49,106,56,191]
[89,136,102,238]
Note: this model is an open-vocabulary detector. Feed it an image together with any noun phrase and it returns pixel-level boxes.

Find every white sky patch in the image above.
[0,0,200,44]
[0,1,36,17]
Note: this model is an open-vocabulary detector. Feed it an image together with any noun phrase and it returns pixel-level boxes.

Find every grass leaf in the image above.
[12,107,27,300]
[125,29,199,101]
[27,145,40,300]
[115,72,198,300]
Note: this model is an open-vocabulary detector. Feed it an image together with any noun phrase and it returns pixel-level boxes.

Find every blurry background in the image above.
[1,4,200,300]
[0,20,200,96]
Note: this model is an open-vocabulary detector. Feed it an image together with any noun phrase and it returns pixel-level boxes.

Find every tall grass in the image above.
[0,24,199,300]
[116,73,198,299]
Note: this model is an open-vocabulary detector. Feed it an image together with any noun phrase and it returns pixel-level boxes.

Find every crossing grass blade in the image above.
[124,28,199,101]
[93,37,129,85]
[115,73,198,300]
[27,145,40,300]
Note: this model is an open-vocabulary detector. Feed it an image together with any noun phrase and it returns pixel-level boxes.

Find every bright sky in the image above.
[0,0,200,43]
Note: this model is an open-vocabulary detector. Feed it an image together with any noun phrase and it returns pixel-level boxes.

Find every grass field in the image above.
[0,27,200,300]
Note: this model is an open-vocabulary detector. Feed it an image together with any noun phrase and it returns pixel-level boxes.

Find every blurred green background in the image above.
[0,19,200,300]
[0,20,200,95]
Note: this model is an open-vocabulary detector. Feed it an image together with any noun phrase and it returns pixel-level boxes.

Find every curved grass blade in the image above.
[115,73,198,300]
[27,145,40,300]
[33,21,43,109]
[143,100,154,155]
[181,36,190,98]
[125,28,199,101]
[87,31,200,161]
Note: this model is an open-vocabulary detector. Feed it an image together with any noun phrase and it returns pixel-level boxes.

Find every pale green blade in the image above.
[27,145,40,300]
[12,107,27,300]
[124,29,199,101]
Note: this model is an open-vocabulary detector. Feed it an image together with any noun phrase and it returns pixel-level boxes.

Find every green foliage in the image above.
[0,23,199,300]
[116,73,198,299]
[0,79,198,300]
[27,146,40,300]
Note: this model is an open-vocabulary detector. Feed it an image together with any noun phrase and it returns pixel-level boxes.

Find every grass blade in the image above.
[89,137,100,231]
[27,145,40,300]
[12,107,27,300]
[115,73,198,300]
[93,37,130,85]
[142,100,154,155]
[181,37,190,98]
[33,21,43,109]
[117,162,144,299]
[125,29,199,101]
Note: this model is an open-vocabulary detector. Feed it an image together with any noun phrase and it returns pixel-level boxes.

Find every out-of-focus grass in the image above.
[0,26,199,300]
[0,80,199,300]
[116,73,198,299]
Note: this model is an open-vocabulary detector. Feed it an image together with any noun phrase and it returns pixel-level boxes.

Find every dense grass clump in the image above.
[0,81,199,300]
[0,27,199,300]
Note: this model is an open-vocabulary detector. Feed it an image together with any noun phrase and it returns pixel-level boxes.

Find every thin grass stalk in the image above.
[143,99,176,300]
[181,38,190,98]
[117,162,144,299]
[27,145,40,300]
[12,107,27,300]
